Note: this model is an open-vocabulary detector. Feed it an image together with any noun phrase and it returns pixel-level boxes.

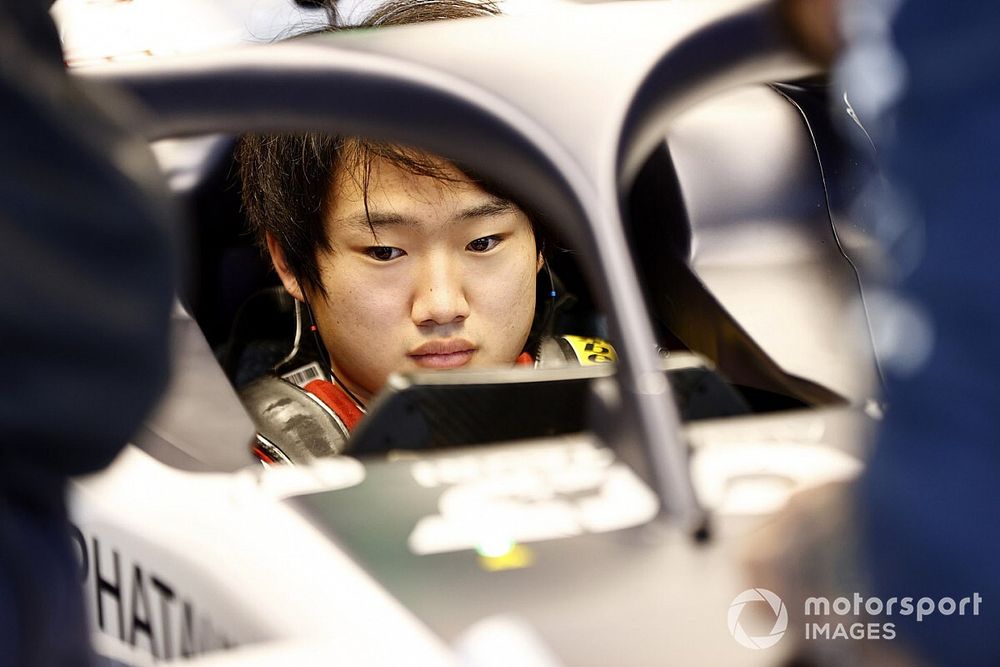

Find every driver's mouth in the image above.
[408,339,477,369]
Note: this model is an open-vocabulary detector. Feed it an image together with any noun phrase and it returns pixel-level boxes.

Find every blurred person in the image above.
[853,2,1000,663]
[749,1,1000,664]
[0,1,175,664]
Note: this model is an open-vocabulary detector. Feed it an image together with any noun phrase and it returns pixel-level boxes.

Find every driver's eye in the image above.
[366,246,405,261]
[467,235,501,253]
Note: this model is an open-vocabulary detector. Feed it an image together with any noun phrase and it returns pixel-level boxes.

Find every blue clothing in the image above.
[0,2,175,664]
[861,2,1000,664]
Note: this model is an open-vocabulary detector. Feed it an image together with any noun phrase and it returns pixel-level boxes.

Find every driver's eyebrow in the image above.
[340,197,514,231]
[456,197,514,220]
[340,211,410,232]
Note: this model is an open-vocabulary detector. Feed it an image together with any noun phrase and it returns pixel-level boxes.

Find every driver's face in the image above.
[300,154,541,403]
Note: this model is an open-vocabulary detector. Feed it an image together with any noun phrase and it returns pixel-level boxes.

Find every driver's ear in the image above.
[266,231,305,302]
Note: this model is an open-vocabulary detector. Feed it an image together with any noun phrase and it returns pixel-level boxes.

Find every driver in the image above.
[236,0,614,455]
[241,140,545,407]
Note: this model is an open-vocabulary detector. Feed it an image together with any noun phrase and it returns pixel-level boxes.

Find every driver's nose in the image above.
[411,254,470,327]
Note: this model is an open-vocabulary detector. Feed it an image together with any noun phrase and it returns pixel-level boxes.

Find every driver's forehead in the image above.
[326,152,496,231]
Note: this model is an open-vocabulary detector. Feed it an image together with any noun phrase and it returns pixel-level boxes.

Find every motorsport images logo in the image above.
[728,588,788,649]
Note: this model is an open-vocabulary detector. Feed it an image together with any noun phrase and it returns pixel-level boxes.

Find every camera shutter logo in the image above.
[728,588,788,649]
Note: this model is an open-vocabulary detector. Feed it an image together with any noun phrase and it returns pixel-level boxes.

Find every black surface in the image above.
[348,364,749,455]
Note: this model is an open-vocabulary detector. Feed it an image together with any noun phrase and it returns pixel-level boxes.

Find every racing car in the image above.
[64,0,882,664]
